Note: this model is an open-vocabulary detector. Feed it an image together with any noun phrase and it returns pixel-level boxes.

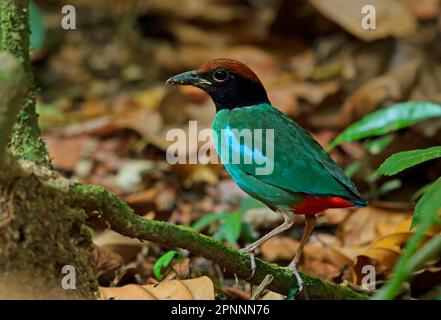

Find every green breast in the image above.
[212,105,302,210]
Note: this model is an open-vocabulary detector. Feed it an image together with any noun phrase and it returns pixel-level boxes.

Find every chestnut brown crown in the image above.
[166,59,269,111]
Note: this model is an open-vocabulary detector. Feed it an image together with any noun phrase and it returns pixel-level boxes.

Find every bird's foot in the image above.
[287,261,304,294]
[239,247,257,280]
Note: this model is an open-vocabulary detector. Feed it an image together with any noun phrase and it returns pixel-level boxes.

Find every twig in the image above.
[342,280,377,296]
[251,274,274,300]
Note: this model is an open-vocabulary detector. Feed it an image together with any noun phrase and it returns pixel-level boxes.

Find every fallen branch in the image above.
[72,184,368,300]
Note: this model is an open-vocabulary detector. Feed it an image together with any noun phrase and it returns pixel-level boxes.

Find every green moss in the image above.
[0,52,27,167]
[72,183,367,300]
[0,159,97,299]
[0,0,51,167]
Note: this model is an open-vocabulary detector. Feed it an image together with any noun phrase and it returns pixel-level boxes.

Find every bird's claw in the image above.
[239,247,256,280]
[287,261,305,294]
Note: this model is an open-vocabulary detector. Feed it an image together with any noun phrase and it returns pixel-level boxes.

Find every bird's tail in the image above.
[351,198,368,208]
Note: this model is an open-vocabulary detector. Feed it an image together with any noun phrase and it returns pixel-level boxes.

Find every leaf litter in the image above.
[34,0,441,299]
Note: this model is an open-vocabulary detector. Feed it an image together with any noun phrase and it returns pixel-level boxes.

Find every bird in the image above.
[166,58,367,291]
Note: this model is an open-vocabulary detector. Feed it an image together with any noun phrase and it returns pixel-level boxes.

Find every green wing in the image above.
[213,103,362,202]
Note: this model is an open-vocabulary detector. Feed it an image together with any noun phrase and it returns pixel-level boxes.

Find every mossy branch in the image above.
[0,52,27,167]
[0,0,365,300]
[72,184,368,300]
[0,0,51,167]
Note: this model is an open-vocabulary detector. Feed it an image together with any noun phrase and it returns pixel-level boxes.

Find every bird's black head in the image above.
[166,59,270,111]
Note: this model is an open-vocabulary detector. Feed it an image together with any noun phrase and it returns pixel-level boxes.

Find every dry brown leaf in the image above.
[93,230,144,262]
[132,86,167,111]
[287,50,316,80]
[172,258,191,278]
[223,46,280,85]
[260,232,351,270]
[178,86,210,104]
[116,110,164,140]
[243,207,283,230]
[402,0,440,19]
[352,217,441,284]
[226,287,251,300]
[290,81,340,106]
[261,237,299,262]
[341,57,422,120]
[149,0,240,23]
[338,206,412,247]
[410,65,441,106]
[304,258,342,281]
[314,234,353,268]
[45,135,92,171]
[269,88,298,117]
[63,116,120,137]
[311,56,422,128]
[260,291,285,300]
[99,276,215,300]
[321,208,351,225]
[123,189,157,214]
[309,0,416,41]
[169,22,229,46]
[93,245,124,276]
[217,179,248,204]
[174,164,221,187]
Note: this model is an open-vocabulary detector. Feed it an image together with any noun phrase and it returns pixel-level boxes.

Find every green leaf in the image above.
[363,133,395,155]
[365,171,380,184]
[378,179,402,196]
[29,1,45,51]
[192,211,229,232]
[213,229,225,242]
[374,182,441,299]
[287,286,299,300]
[412,177,441,229]
[344,161,362,178]
[377,146,441,176]
[411,182,434,202]
[329,102,441,149]
[153,250,179,281]
[240,196,266,212]
[220,211,242,245]
[240,222,256,243]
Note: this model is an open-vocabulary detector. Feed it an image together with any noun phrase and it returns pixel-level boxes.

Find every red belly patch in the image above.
[292,195,354,215]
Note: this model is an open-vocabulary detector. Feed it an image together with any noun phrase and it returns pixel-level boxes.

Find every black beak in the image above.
[166,70,212,87]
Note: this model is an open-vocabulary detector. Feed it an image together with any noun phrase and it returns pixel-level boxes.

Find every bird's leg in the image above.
[287,214,317,293]
[240,211,295,279]
[241,211,296,252]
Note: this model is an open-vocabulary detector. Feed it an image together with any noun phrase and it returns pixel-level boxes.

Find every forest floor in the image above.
[30,0,441,299]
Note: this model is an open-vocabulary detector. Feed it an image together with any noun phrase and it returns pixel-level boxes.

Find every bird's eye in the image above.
[212,69,229,82]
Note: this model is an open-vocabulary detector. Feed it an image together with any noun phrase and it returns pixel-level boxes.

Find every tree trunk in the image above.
[0,156,97,299]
